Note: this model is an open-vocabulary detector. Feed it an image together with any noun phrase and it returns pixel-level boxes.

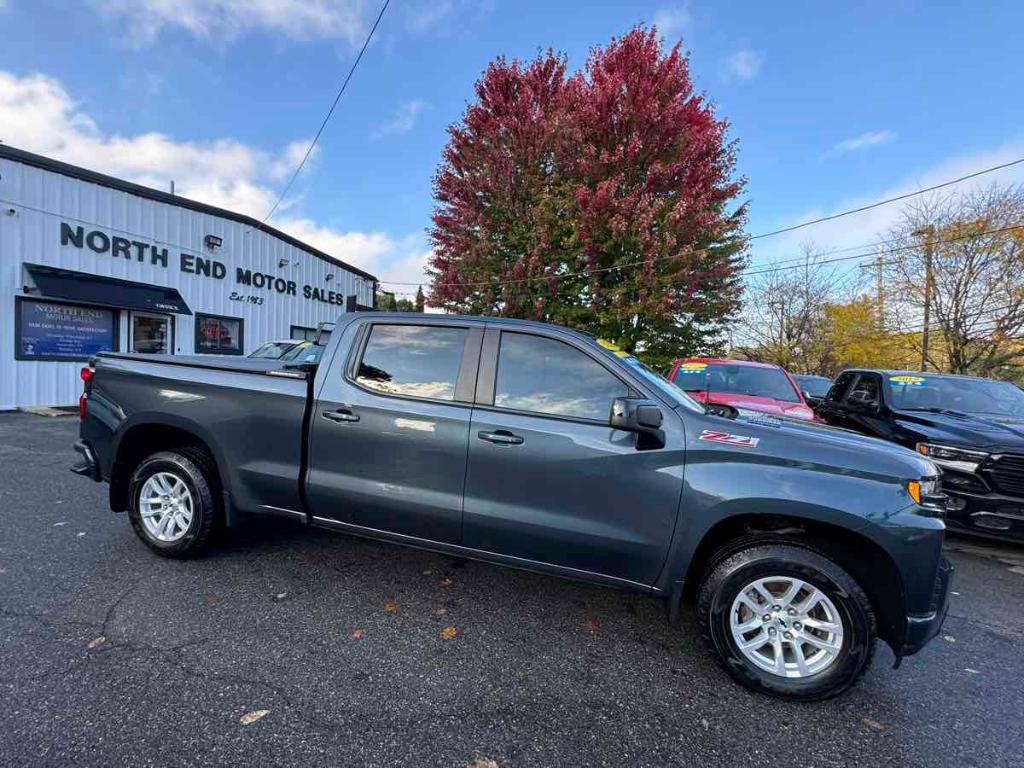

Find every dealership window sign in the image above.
[61,223,352,306]
[17,298,117,361]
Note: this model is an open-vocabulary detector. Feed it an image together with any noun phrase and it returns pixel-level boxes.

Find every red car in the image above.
[667,358,819,421]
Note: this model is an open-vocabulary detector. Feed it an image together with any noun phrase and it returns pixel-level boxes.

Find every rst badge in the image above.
[699,429,760,448]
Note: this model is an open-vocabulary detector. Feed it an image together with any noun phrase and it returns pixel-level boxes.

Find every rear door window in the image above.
[493,332,628,421]
[356,324,468,401]
[825,372,857,404]
[847,374,881,407]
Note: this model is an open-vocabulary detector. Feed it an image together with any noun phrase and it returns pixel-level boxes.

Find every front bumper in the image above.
[900,556,954,656]
[70,439,101,482]
[944,488,1024,542]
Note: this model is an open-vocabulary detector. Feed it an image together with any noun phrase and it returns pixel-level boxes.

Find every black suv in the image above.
[817,369,1024,542]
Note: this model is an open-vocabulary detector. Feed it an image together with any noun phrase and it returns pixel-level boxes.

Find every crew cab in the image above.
[72,313,951,700]
[668,358,819,421]
[817,368,1024,542]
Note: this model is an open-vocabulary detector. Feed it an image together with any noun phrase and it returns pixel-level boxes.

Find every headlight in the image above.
[906,476,945,512]
[915,442,988,473]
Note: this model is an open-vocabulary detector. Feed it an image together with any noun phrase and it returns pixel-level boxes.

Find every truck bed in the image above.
[86,352,313,516]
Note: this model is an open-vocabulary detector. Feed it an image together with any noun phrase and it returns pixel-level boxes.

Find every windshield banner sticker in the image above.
[890,375,927,386]
[677,362,707,373]
[596,338,630,358]
[699,429,760,448]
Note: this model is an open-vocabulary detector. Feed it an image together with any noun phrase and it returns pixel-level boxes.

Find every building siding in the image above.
[0,154,375,409]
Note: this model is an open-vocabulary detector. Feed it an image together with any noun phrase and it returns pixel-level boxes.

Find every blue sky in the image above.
[1,0,1022,294]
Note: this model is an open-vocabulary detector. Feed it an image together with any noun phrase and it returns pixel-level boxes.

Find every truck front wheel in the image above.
[696,543,877,700]
[127,450,219,558]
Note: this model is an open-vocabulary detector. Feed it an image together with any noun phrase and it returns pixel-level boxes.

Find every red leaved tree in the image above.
[428,26,747,368]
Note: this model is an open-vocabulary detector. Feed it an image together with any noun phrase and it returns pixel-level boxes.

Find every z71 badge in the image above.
[698,429,760,448]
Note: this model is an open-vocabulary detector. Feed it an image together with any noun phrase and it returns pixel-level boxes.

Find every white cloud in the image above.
[0,69,431,286]
[726,49,762,81]
[406,0,453,32]
[87,0,369,45]
[268,139,318,182]
[653,5,691,41]
[834,130,897,155]
[371,100,427,139]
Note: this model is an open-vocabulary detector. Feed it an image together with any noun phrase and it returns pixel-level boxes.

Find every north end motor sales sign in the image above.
[60,223,354,306]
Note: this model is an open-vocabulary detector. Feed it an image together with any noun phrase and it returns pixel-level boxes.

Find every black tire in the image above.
[127,449,220,558]
[696,543,876,701]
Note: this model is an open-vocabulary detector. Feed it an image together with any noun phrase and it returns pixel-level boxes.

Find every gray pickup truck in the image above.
[72,312,952,700]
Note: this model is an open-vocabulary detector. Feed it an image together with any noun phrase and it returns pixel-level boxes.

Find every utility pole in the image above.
[913,226,936,371]
[858,248,885,330]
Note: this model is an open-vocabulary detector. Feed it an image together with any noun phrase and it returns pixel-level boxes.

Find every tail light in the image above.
[79,366,94,422]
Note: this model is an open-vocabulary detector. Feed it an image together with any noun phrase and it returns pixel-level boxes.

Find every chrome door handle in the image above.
[478,430,524,445]
[323,409,360,423]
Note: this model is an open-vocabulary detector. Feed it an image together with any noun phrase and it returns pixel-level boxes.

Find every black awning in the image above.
[24,263,192,315]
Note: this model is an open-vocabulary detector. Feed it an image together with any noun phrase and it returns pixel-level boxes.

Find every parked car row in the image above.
[665,354,1024,544]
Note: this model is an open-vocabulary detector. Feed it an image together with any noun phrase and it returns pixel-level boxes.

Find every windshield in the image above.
[621,356,704,411]
[591,338,703,411]
[887,374,1024,417]
[279,342,312,361]
[249,341,296,359]
[794,375,832,398]
[673,362,800,403]
[280,342,324,364]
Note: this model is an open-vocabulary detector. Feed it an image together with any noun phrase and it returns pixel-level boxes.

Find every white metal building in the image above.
[0,144,377,410]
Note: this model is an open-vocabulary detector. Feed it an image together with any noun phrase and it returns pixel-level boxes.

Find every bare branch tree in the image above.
[884,184,1024,376]
[735,245,851,373]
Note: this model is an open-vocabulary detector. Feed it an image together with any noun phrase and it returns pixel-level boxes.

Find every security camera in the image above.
[4,207,16,216]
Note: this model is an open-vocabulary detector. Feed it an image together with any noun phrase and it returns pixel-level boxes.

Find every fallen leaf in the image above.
[349,629,365,640]
[440,578,452,587]
[86,636,107,650]
[861,717,887,732]
[384,600,397,613]
[466,760,499,768]
[440,626,457,640]
[436,604,447,617]
[585,617,601,632]
[943,635,955,643]
[239,709,270,725]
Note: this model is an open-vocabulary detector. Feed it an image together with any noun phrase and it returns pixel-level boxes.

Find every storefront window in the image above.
[291,325,318,342]
[195,313,244,355]
[131,312,172,354]
[16,297,118,361]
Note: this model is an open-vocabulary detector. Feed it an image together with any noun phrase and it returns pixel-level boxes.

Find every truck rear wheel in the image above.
[696,543,876,701]
[127,450,219,558]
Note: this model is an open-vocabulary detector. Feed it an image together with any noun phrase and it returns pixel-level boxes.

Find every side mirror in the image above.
[610,397,665,449]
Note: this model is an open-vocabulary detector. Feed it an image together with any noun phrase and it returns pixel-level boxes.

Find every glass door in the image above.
[131,312,173,354]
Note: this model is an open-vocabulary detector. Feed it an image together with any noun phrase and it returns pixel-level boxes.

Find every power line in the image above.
[742,222,1024,278]
[385,221,1024,290]
[748,156,1024,240]
[385,155,1024,289]
[261,0,391,223]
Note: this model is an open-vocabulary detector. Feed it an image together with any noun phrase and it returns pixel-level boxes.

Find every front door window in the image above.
[131,312,171,354]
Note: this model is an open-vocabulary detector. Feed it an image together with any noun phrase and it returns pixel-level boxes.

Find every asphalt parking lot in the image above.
[1,412,1023,767]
